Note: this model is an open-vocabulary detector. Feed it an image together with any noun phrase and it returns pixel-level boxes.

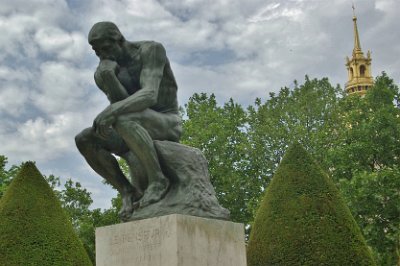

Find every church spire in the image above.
[352,4,362,55]
[345,4,374,96]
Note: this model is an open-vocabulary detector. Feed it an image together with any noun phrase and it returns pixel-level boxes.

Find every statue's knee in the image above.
[75,128,93,153]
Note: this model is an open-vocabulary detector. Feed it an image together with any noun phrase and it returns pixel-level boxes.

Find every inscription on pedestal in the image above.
[96,214,247,266]
[96,215,176,266]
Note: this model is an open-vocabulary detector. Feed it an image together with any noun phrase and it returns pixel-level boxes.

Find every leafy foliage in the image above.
[247,143,375,266]
[181,73,399,264]
[0,162,92,266]
[182,93,254,224]
[71,196,120,263]
[182,77,343,225]
[0,158,120,265]
[246,77,342,215]
[248,76,341,167]
[340,168,400,266]
[327,73,400,180]
[0,156,20,199]
[45,176,119,264]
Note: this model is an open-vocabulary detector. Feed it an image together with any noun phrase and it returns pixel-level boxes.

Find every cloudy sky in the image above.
[1,0,399,209]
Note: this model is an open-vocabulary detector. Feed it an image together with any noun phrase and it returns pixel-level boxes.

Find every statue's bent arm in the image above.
[94,65,129,104]
[111,42,167,116]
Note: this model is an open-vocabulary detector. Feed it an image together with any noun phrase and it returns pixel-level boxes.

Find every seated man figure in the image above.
[75,22,182,220]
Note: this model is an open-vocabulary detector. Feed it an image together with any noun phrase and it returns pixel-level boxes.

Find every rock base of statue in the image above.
[96,214,247,266]
[127,141,230,221]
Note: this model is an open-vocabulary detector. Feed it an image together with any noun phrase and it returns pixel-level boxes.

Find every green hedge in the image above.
[247,143,375,266]
[0,162,92,266]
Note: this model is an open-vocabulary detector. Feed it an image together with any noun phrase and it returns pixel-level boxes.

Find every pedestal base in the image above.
[96,214,247,266]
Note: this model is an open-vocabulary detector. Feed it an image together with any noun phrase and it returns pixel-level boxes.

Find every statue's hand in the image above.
[97,59,119,78]
[93,105,116,138]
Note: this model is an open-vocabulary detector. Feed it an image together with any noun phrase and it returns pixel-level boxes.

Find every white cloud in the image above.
[0,0,74,61]
[0,14,39,60]
[375,0,397,12]
[0,111,90,161]
[35,27,87,61]
[0,66,34,116]
[0,86,30,116]
[33,61,95,114]
[248,3,304,23]
[0,66,32,83]
[174,60,270,106]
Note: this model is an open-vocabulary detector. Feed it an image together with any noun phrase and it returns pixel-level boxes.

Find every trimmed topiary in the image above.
[0,162,92,266]
[247,143,375,266]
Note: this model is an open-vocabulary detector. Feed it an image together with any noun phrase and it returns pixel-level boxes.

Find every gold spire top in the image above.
[345,3,373,96]
[352,4,362,55]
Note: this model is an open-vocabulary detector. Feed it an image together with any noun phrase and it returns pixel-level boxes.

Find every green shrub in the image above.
[247,143,375,266]
[0,162,92,266]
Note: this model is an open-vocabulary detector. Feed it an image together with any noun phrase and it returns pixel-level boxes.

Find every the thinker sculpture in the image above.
[75,22,181,220]
[76,22,229,221]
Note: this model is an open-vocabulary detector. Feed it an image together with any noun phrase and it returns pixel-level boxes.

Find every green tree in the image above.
[48,176,119,264]
[182,93,255,225]
[0,156,120,264]
[326,73,400,265]
[247,76,342,176]
[247,143,375,266]
[180,77,343,226]
[74,195,120,264]
[181,74,399,263]
[340,167,400,265]
[327,73,400,181]
[0,156,20,199]
[58,179,96,262]
[245,77,343,218]
[0,162,92,265]
[59,179,93,228]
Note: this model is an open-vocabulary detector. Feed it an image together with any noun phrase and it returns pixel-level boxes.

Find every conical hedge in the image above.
[247,143,375,266]
[0,162,92,266]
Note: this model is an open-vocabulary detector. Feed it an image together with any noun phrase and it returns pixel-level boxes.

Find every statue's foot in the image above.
[139,178,169,208]
[119,189,143,221]
[119,193,134,221]
[132,200,140,210]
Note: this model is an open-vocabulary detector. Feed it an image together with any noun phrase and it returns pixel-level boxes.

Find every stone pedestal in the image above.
[96,214,247,266]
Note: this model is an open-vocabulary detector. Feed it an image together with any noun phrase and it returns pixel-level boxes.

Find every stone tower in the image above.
[345,6,373,96]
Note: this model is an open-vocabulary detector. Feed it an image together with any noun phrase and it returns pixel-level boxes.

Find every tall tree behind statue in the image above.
[181,73,400,265]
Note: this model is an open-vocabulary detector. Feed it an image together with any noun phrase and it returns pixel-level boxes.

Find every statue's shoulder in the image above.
[128,41,164,53]
[133,40,162,47]
[125,41,166,63]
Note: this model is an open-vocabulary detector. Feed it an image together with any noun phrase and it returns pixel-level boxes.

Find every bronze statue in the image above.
[75,22,182,220]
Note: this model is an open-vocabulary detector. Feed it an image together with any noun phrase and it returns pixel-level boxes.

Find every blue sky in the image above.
[1,0,399,209]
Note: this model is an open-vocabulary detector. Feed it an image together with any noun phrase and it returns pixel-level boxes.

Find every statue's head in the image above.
[88,22,125,61]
